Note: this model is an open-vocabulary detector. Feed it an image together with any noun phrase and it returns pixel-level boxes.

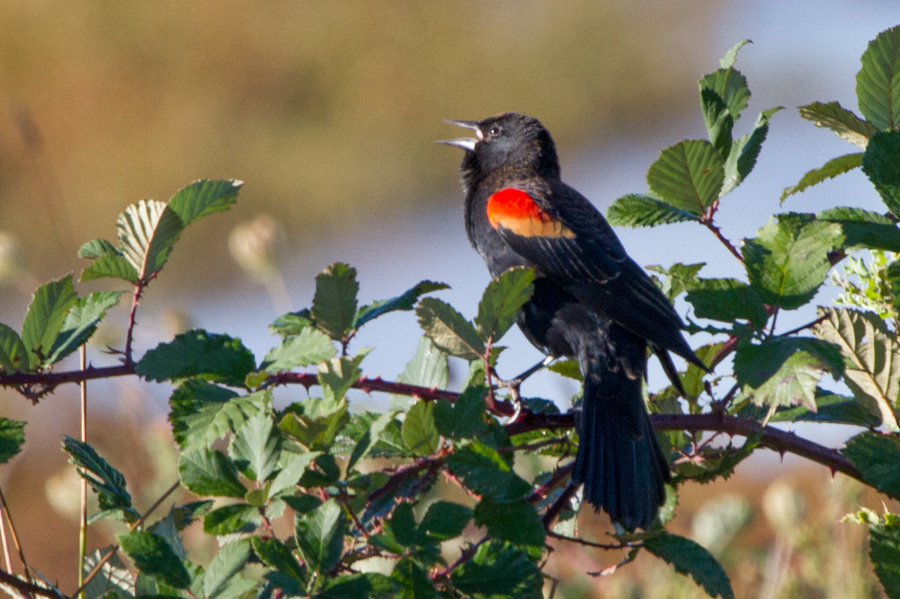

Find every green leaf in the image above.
[317,351,368,404]
[311,263,359,340]
[260,326,336,373]
[171,500,214,530]
[78,238,119,259]
[647,140,725,215]
[679,342,725,400]
[353,280,449,329]
[118,530,191,590]
[416,298,485,361]
[270,451,321,497]
[203,503,261,535]
[0,324,28,373]
[270,309,314,337]
[294,498,347,574]
[0,419,25,465]
[252,537,307,588]
[168,179,241,225]
[445,441,531,502]
[316,573,398,599]
[644,532,734,599]
[418,501,473,542]
[392,558,436,599]
[721,107,781,196]
[117,199,185,280]
[607,193,701,228]
[685,278,767,328]
[178,448,246,498]
[743,213,843,309]
[474,498,545,547]
[80,251,140,283]
[699,67,751,122]
[63,436,133,511]
[46,291,124,365]
[168,380,255,449]
[759,391,881,428]
[547,358,582,381]
[856,25,900,130]
[391,336,449,411]
[869,516,900,599]
[401,401,439,456]
[719,39,751,69]
[201,539,251,599]
[347,410,396,472]
[863,130,900,217]
[385,502,418,547]
[433,386,488,440]
[647,262,706,301]
[700,88,734,158]
[137,330,256,387]
[21,274,78,367]
[279,400,349,452]
[814,307,900,431]
[475,267,534,343]
[230,406,281,482]
[798,102,878,148]
[451,540,542,599]
[819,206,900,252]
[842,433,900,496]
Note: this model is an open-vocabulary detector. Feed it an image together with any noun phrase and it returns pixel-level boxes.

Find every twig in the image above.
[700,211,743,262]
[546,530,632,551]
[0,364,135,388]
[78,347,87,599]
[0,486,31,590]
[0,568,60,599]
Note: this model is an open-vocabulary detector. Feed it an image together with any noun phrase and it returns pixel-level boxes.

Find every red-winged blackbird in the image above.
[440,112,705,530]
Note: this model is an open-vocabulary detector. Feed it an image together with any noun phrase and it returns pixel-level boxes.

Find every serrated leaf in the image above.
[798,102,878,148]
[168,179,241,225]
[699,67,751,122]
[118,530,191,590]
[63,436,132,511]
[418,501,473,542]
[172,500,214,530]
[392,558,436,599]
[0,324,28,373]
[117,199,185,280]
[547,358,582,381]
[644,532,734,599]
[260,326,336,373]
[316,573,398,599]
[317,351,368,403]
[0,419,25,465]
[21,274,78,367]
[445,441,531,502]
[149,513,186,560]
[270,309,313,337]
[83,547,135,599]
[269,451,321,497]
[763,391,881,427]
[178,448,246,498]
[252,537,307,588]
[814,307,900,431]
[700,88,734,158]
[45,290,124,366]
[474,498,545,547]
[451,540,542,599]
[416,298,484,361]
[401,401,439,456]
[433,386,487,440]
[201,538,251,599]
[743,214,843,309]
[856,25,900,131]
[679,342,725,400]
[391,336,449,411]
[347,410,395,472]
[869,516,900,599]
[721,107,780,196]
[168,381,256,449]
[295,498,347,574]
[353,280,449,330]
[311,263,359,340]
[647,140,725,215]
[686,278,767,328]
[647,262,706,301]
[137,330,256,387]
[475,267,534,343]
[78,238,118,259]
[819,206,900,252]
[863,130,900,218]
[607,194,701,228]
[842,433,900,496]
[80,252,140,283]
[230,405,281,482]
[719,39,751,69]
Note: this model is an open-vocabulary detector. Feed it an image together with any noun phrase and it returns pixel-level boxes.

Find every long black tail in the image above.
[571,324,670,530]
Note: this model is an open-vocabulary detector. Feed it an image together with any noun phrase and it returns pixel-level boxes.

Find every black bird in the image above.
[440,112,705,529]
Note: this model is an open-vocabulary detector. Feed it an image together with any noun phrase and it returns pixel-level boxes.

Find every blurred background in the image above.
[0,2,898,596]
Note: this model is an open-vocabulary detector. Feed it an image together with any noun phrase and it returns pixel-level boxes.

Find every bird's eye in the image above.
[488,124,503,137]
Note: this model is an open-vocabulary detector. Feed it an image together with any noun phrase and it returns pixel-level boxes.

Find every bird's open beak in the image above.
[436,119,482,151]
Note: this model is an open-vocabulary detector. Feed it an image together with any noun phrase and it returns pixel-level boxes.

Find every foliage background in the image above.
[0,2,899,597]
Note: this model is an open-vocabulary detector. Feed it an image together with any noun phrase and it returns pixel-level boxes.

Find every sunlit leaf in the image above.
[644,532,734,599]
[416,298,485,361]
[856,25,900,130]
[607,194,701,228]
[647,140,725,215]
[798,102,877,148]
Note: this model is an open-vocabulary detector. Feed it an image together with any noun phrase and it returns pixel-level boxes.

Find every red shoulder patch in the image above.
[487,188,575,239]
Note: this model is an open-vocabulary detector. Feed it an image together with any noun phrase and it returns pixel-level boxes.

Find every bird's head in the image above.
[438,112,560,189]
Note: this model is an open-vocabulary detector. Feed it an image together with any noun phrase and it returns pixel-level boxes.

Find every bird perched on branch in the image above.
[440,112,705,529]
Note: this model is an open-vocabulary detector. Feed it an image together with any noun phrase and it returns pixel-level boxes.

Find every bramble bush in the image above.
[2,25,900,599]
